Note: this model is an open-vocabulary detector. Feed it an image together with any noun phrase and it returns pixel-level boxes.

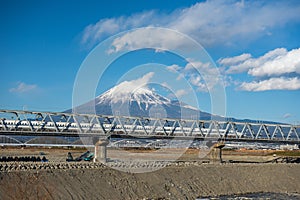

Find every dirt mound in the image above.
[0,163,299,199]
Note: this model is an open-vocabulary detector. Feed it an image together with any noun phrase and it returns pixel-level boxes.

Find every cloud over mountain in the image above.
[72,74,209,120]
[82,0,300,48]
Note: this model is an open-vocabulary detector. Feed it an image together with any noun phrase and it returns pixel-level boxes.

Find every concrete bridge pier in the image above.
[210,142,225,163]
[94,139,109,163]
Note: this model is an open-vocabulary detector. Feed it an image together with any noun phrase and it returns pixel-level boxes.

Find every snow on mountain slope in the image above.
[71,79,214,120]
[95,82,171,110]
[68,79,281,123]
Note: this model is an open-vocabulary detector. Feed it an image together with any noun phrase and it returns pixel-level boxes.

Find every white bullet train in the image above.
[0,119,239,137]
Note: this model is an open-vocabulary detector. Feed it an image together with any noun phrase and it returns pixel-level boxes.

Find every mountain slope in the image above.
[70,82,214,120]
[67,82,284,124]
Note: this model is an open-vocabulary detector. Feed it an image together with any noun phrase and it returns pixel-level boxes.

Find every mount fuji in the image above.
[67,80,282,124]
[69,80,216,120]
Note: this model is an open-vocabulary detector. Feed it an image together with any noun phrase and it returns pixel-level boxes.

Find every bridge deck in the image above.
[0,109,299,144]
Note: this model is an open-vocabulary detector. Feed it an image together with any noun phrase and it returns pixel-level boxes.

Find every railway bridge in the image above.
[0,109,299,143]
[1,109,299,163]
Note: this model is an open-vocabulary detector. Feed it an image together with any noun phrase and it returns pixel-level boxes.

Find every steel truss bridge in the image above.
[0,109,299,145]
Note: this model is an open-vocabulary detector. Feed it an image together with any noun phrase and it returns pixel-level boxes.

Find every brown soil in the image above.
[1,146,299,163]
[0,163,299,199]
[1,147,300,199]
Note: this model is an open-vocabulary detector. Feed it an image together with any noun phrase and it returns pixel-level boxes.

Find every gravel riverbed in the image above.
[0,162,299,199]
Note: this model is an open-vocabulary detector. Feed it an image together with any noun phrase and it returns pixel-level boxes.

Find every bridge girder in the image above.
[0,109,299,143]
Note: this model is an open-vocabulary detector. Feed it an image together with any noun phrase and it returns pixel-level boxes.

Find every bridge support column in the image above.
[94,139,109,163]
[210,142,225,163]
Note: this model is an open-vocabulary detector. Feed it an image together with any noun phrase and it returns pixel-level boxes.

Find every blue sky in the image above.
[1,0,300,124]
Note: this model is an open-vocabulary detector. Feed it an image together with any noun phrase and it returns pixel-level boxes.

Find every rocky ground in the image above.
[0,162,300,199]
[0,147,300,199]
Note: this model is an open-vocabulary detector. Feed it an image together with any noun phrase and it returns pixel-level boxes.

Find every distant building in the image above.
[279,144,299,150]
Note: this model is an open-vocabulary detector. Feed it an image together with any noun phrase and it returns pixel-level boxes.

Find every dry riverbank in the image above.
[0,163,299,199]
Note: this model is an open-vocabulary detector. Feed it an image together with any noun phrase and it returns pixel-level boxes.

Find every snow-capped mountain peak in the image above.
[69,73,216,119]
[96,82,171,110]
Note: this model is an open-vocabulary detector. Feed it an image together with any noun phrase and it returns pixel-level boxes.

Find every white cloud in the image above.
[283,113,292,119]
[218,53,252,66]
[82,11,158,47]
[166,61,221,91]
[165,58,224,92]
[107,28,193,54]
[188,74,207,92]
[249,48,300,77]
[161,82,170,89]
[113,72,154,94]
[184,60,210,72]
[176,74,184,81]
[222,48,300,77]
[239,77,300,91]
[166,64,182,73]
[82,0,300,48]
[223,48,288,74]
[175,89,189,98]
[222,47,300,91]
[9,82,37,94]
[185,59,222,91]
[131,72,154,87]
[184,59,219,78]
